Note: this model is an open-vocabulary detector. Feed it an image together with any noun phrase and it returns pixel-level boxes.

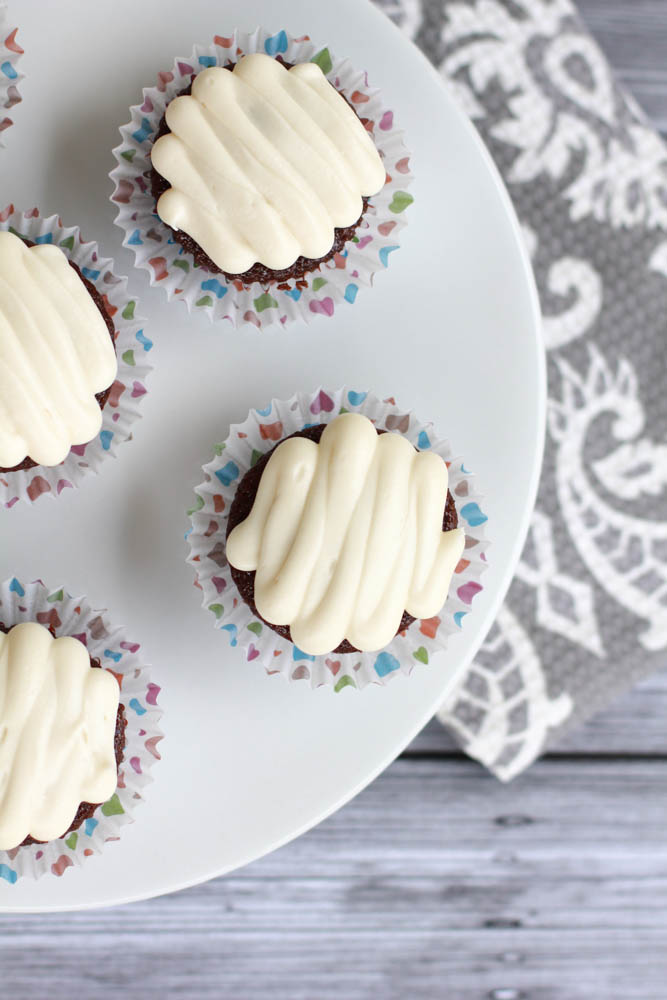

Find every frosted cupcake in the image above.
[0,622,125,851]
[111,29,413,328]
[226,414,465,656]
[150,53,387,287]
[0,207,151,507]
[0,231,117,474]
[188,389,488,689]
[0,577,162,881]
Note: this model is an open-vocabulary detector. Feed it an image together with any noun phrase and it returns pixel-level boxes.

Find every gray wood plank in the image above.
[2,757,667,999]
[578,0,667,131]
[412,666,667,755]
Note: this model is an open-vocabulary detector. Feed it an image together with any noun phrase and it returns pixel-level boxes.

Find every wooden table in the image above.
[4,4,667,997]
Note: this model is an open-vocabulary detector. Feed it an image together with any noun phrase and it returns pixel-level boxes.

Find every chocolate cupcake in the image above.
[225,412,465,657]
[226,421,461,654]
[0,231,118,474]
[0,577,162,882]
[188,389,488,689]
[0,207,151,508]
[0,622,125,851]
[112,29,413,329]
[149,53,385,287]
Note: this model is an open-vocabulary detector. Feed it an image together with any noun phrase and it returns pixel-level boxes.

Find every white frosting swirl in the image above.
[226,413,465,655]
[0,232,117,468]
[151,54,386,273]
[0,623,120,849]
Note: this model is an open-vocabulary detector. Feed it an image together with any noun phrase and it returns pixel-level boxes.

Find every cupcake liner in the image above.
[110,27,413,329]
[187,389,488,691]
[0,206,152,508]
[0,577,163,882]
[0,7,23,144]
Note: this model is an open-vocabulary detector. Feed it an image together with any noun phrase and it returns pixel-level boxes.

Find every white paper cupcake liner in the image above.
[0,577,163,882]
[0,207,152,508]
[110,27,413,329]
[0,6,23,144]
[187,389,489,691]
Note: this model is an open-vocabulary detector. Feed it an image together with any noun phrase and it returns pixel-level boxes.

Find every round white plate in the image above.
[0,0,543,910]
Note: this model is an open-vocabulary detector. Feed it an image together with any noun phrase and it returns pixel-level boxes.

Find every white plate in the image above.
[0,0,544,910]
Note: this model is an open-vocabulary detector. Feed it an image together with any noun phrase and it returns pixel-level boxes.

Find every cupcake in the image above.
[188,389,488,689]
[226,414,465,655]
[0,231,118,474]
[149,53,386,286]
[0,578,162,881]
[0,622,126,851]
[0,207,151,508]
[111,28,413,328]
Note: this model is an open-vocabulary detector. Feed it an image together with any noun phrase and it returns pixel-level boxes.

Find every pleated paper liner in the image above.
[187,388,488,690]
[0,206,152,508]
[0,578,163,882]
[110,26,413,329]
[0,6,23,144]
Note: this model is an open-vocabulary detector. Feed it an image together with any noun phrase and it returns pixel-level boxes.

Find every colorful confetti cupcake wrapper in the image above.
[0,7,23,144]
[0,207,152,508]
[0,578,163,883]
[187,389,488,690]
[110,27,413,329]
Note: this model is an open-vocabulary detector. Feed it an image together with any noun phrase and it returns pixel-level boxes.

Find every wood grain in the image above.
[578,0,667,132]
[3,759,667,999]
[3,4,667,999]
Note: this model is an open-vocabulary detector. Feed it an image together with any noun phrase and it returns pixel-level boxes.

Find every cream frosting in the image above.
[0,231,117,468]
[226,413,465,655]
[151,54,386,272]
[0,623,120,849]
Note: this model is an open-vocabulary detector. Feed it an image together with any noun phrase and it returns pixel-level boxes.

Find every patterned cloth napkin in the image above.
[374,0,667,778]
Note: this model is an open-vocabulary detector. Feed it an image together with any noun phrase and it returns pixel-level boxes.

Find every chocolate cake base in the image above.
[0,244,117,475]
[0,622,127,849]
[226,424,459,655]
[149,62,376,287]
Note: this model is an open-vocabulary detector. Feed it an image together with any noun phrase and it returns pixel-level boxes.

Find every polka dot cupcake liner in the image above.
[0,578,163,882]
[0,206,152,508]
[110,27,413,329]
[187,389,488,691]
[0,6,23,144]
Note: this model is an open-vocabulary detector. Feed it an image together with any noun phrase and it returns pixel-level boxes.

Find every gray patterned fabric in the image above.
[374,0,667,778]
